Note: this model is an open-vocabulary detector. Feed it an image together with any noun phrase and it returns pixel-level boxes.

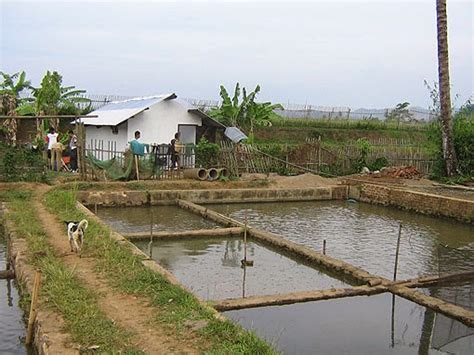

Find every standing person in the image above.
[129,130,149,180]
[68,129,78,172]
[170,132,183,170]
[46,127,59,169]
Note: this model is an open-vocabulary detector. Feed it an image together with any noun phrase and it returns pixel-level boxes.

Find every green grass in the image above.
[44,187,277,354]
[0,190,142,353]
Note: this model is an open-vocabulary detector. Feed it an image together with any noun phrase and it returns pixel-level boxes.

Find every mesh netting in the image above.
[87,152,159,180]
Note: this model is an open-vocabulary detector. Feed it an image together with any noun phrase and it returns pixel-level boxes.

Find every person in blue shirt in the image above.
[130,130,149,156]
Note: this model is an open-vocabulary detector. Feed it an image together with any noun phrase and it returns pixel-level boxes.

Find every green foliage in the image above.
[209,83,283,141]
[195,137,220,168]
[428,100,474,179]
[0,144,50,182]
[368,156,389,171]
[355,138,373,171]
[387,102,414,128]
[0,71,33,114]
[270,116,427,132]
[453,103,474,176]
[32,70,90,115]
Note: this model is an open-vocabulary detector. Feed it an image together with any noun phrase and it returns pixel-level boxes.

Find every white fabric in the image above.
[47,133,58,150]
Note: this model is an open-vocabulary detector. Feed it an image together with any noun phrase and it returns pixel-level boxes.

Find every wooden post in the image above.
[148,208,153,258]
[243,211,248,262]
[134,155,140,181]
[318,135,322,172]
[94,203,98,215]
[26,270,41,345]
[323,239,326,255]
[393,224,402,281]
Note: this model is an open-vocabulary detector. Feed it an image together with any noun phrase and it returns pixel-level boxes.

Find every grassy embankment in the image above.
[256,118,433,149]
[1,189,141,353]
[44,186,276,354]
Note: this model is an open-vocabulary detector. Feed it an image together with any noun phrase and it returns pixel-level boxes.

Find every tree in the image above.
[210,83,261,127]
[0,71,32,145]
[436,0,457,176]
[387,102,413,128]
[18,71,91,135]
[209,83,283,141]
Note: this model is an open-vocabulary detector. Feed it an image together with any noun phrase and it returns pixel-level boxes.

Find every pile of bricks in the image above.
[379,166,423,179]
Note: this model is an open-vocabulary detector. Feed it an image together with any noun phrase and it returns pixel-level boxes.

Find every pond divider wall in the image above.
[76,186,347,207]
[123,227,243,240]
[213,285,387,311]
[344,180,474,224]
[1,204,79,355]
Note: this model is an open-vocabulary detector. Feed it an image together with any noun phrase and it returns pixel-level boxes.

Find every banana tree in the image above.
[0,71,32,145]
[26,71,90,134]
[210,83,261,128]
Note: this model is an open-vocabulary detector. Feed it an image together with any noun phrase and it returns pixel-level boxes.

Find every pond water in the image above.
[133,237,351,300]
[96,205,220,234]
[209,201,474,280]
[224,293,474,355]
[0,240,29,354]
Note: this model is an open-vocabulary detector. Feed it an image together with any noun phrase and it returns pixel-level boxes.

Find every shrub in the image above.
[195,138,220,168]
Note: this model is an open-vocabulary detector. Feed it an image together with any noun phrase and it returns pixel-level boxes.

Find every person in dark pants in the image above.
[68,129,78,172]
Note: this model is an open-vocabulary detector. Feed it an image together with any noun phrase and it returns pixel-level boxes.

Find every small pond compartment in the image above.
[96,205,220,234]
[133,237,351,300]
[224,293,474,355]
[209,201,474,280]
[0,240,30,354]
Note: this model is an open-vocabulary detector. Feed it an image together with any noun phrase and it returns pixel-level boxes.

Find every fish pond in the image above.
[0,239,30,354]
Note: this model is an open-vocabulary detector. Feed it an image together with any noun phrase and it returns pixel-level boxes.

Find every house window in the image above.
[111,126,119,135]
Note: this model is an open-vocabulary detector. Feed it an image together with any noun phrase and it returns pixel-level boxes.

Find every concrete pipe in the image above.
[183,168,207,181]
[207,168,219,181]
[217,168,230,178]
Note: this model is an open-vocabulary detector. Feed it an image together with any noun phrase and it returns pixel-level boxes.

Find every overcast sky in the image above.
[1,0,472,108]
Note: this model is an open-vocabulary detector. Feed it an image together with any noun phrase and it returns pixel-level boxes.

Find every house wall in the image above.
[85,121,128,156]
[127,99,202,146]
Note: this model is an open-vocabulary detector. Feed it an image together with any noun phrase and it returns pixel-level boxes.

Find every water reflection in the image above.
[96,205,220,234]
[210,201,474,280]
[0,240,28,354]
[225,293,474,355]
[134,237,350,300]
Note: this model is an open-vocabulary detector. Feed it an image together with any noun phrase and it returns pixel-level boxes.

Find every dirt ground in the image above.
[32,185,204,353]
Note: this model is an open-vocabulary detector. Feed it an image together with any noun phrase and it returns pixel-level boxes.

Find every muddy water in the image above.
[0,240,29,354]
[209,201,474,280]
[225,293,474,355]
[96,205,220,234]
[133,237,350,300]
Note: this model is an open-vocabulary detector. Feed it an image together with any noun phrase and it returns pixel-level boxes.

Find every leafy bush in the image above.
[428,103,474,179]
[195,138,220,168]
[0,144,49,182]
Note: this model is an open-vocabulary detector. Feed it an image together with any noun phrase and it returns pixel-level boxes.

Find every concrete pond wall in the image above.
[77,183,473,224]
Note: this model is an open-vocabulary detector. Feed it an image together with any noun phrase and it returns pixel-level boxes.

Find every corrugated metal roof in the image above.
[224,127,248,143]
[80,93,176,126]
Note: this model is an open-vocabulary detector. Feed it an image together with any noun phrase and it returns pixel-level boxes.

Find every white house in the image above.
[80,93,224,155]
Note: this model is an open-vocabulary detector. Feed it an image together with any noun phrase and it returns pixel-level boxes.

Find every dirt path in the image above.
[33,186,202,354]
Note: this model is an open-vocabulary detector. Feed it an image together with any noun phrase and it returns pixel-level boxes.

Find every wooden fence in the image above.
[85,140,196,180]
[220,138,435,177]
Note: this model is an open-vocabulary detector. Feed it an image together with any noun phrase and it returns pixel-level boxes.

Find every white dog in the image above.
[65,220,88,253]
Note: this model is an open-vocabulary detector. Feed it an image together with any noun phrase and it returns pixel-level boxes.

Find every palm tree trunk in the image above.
[436,0,457,176]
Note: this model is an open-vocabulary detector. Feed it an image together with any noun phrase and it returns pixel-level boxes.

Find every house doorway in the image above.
[178,125,197,144]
